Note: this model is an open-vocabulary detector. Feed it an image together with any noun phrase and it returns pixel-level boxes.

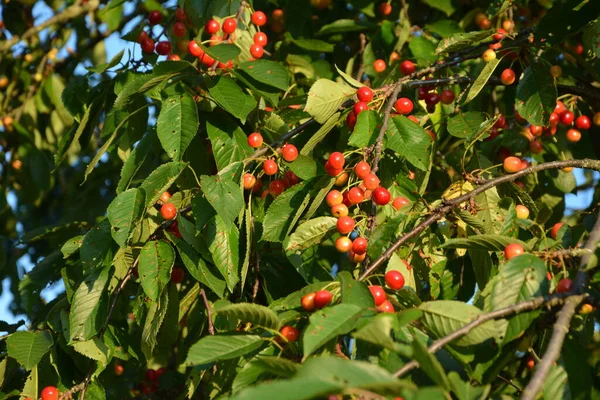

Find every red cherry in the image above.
[574,43,584,55]
[187,40,204,57]
[314,290,333,309]
[281,143,298,162]
[284,171,299,186]
[556,278,573,293]
[353,101,369,116]
[301,292,316,311]
[346,111,357,129]
[166,54,180,61]
[501,68,516,85]
[328,152,345,169]
[141,38,155,54]
[336,216,355,234]
[400,60,415,75]
[326,190,343,207]
[254,32,268,46]
[379,2,392,16]
[529,125,543,136]
[385,270,405,290]
[529,140,543,154]
[560,111,574,126]
[137,31,149,44]
[175,7,187,21]
[247,132,263,148]
[156,367,166,378]
[148,10,162,25]
[418,87,429,100]
[263,159,278,175]
[566,128,581,143]
[347,187,364,204]
[160,192,172,203]
[377,300,395,313]
[493,28,506,41]
[145,369,157,381]
[551,222,564,239]
[555,101,567,115]
[173,22,186,38]
[243,173,257,190]
[369,285,387,306]
[392,196,409,210]
[349,250,366,263]
[395,98,413,115]
[575,115,591,130]
[279,325,299,342]
[41,386,59,400]
[504,243,525,260]
[549,112,560,126]
[269,180,285,197]
[160,203,177,220]
[155,41,172,56]
[354,161,371,178]
[252,11,267,26]
[114,364,124,376]
[205,19,220,34]
[171,266,185,284]
[250,44,264,59]
[373,59,386,73]
[440,89,455,104]
[425,92,440,106]
[352,237,368,254]
[335,236,353,253]
[503,156,522,173]
[372,187,391,205]
[362,173,380,190]
[222,18,237,34]
[357,86,374,102]
[325,160,343,177]
[168,220,182,238]
[494,114,506,129]
[526,356,535,370]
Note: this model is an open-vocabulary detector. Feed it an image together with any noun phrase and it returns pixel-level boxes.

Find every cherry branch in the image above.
[359,158,600,281]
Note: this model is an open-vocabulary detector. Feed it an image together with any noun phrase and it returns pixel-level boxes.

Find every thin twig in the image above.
[249,118,316,159]
[200,288,216,335]
[354,34,367,82]
[251,251,260,302]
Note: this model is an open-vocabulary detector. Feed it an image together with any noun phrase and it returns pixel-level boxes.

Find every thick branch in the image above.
[360,158,600,281]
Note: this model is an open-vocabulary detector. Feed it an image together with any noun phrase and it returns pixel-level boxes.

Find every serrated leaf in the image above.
[206,215,240,291]
[142,288,169,359]
[441,234,530,251]
[338,271,374,309]
[61,235,84,258]
[157,94,199,161]
[238,60,290,91]
[515,61,557,126]
[87,49,125,73]
[300,112,341,155]
[385,115,432,171]
[117,133,155,194]
[303,303,364,358]
[207,76,257,123]
[6,331,53,370]
[206,113,253,171]
[284,217,337,254]
[81,219,114,270]
[203,43,240,62]
[304,79,355,124]
[72,337,112,367]
[139,161,187,209]
[138,240,174,302]
[335,65,363,88]
[349,110,381,148]
[447,112,486,138]
[411,336,450,390]
[465,58,500,103]
[107,188,145,248]
[69,266,112,342]
[215,303,282,330]
[201,174,244,229]
[185,335,264,366]
[21,365,38,399]
[436,29,494,54]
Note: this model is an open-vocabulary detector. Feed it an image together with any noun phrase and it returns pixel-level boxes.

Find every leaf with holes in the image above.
[107,188,145,248]
[138,240,174,302]
[157,94,199,161]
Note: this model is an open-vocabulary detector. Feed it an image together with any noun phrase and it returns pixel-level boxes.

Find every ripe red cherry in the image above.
[557,278,573,293]
[494,114,506,129]
[395,98,413,115]
[279,325,299,343]
[250,44,264,58]
[379,2,392,16]
[171,266,185,283]
[247,132,263,148]
[529,140,543,154]
[141,38,155,54]
[347,187,364,204]
[529,125,543,136]
[168,221,182,238]
[357,86,374,102]
[385,270,405,290]
[222,18,237,34]
[301,292,316,311]
[148,10,162,25]
[425,92,440,106]
[501,68,516,85]
[314,290,333,309]
[336,216,355,234]
[493,28,506,41]
[155,41,172,56]
[281,143,298,162]
[269,180,285,197]
[362,173,380,190]
[173,22,186,37]
[353,101,369,115]
[566,128,581,143]
[574,43,584,55]
[575,115,591,130]
[187,40,204,57]
[114,364,124,376]
[555,101,567,115]
[160,192,171,203]
[254,32,268,46]
[352,237,368,255]
[369,285,387,306]
[145,369,157,381]
[526,356,535,370]
[137,31,149,44]
[373,59,386,73]
[328,152,345,169]
[560,111,574,126]
[377,300,395,313]
[252,11,267,26]
[549,112,560,126]
[504,243,525,260]
[417,87,428,100]
[372,187,391,205]
[205,19,220,34]
[354,161,371,178]
[335,236,353,253]
[243,173,257,190]
[160,203,177,220]
[284,171,299,186]
[400,60,415,75]
[41,386,59,400]
[325,161,343,177]
[326,190,343,207]
[551,222,564,239]
[440,89,455,104]
[392,196,409,210]
[263,159,278,175]
[503,156,522,173]
[175,7,187,21]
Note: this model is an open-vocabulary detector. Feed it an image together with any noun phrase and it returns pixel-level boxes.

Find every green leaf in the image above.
[204,43,240,62]
[69,266,112,342]
[419,300,498,346]
[349,110,381,148]
[421,0,456,16]
[262,179,315,242]
[87,49,125,73]
[448,371,490,400]
[300,112,341,155]
[468,249,493,291]
[465,58,500,103]
[284,217,337,254]
[411,336,450,390]
[206,215,240,291]
[6,331,53,370]
[335,65,363,88]
[215,303,281,330]
[304,79,355,124]
[485,254,548,343]
[353,313,403,352]
[21,365,38,399]
[156,94,199,161]
[117,133,155,194]
[141,288,169,359]
[229,377,342,400]
[317,19,377,35]
[303,303,364,358]
[139,161,188,209]
[107,188,145,248]
[201,173,244,229]
[436,30,494,54]
[543,364,571,400]
[238,60,290,91]
[72,337,112,367]
[293,38,334,52]
[385,115,433,171]
[447,112,486,138]
[441,234,530,251]
[81,219,114,270]
[338,271,374,309]
[138,240,175,302]
[206,113,253,172]
[185,335,264,366]
[537,0,600,45]
[409,36,438,65]
[251,356,301,378]
[207,76,257,123]
[515,61,557,126]
[286,155,318,180]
